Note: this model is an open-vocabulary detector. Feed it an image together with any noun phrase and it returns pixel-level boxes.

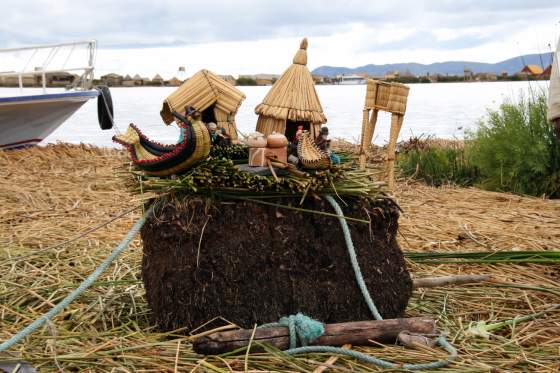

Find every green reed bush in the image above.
[399,89,560,198]
[469,89,560,197]
[399,145,478,187]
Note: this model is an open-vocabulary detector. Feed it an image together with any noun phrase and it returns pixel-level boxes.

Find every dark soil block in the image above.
[141,196,412,331]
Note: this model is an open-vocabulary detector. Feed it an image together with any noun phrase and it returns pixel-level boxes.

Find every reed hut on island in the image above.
[152,74,164,86]
[255,38,327,140]
[160,69,246,142]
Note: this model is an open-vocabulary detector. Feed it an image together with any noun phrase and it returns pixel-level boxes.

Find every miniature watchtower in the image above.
[358,80,409,190]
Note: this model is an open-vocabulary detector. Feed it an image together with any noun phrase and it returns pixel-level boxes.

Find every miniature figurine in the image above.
[207,122,231,146]
[314,126,340,164]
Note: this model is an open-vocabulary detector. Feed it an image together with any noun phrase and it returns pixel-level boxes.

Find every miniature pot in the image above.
[247,132,267,148]
[267,132,288,148]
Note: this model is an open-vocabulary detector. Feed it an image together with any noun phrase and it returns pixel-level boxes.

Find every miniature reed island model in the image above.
[112,38,457,369]
[2,37,560,373]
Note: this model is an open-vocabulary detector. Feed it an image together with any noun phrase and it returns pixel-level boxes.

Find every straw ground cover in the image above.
[1,144,559,372]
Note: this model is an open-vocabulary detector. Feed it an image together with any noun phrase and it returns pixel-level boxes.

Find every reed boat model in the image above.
[113,120,211,177]
[297,130,331,170]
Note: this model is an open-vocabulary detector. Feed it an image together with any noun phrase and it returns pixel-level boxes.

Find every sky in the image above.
[1,0,559,78]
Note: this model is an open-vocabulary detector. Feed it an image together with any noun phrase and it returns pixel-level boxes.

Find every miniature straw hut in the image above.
[160,69,246,142]
[255,38,327,141]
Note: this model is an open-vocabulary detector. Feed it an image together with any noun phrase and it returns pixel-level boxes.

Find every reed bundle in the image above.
[209,144,249,161]
[1,144,559,371]
[127,157,386,202]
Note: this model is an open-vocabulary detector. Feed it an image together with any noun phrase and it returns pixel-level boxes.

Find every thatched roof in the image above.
[255,38,326,124]
[160,69,246,124]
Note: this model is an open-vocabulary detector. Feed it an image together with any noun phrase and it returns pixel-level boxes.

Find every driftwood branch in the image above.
[413,274,491,289]
[193,317,435,354]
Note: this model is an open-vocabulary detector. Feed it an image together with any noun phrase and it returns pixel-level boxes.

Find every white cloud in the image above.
[1,0,559,76]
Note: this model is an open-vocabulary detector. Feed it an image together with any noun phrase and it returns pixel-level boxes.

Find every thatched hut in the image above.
[255,38,326,140]
[160,69,246,142]
[152,73,164,85]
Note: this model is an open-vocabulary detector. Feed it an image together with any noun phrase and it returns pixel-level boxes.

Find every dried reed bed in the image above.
[1,144,559,372]
[396,181,560,253]
[0,144,140,250]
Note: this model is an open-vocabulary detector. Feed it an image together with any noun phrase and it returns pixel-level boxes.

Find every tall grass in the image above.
[399,89,560,198]
[468,89,560,197]
[398,145,478,187]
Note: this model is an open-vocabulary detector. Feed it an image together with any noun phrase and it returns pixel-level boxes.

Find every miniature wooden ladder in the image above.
[358,80,410,190]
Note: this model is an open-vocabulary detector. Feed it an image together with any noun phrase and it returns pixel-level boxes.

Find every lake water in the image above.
[2,81,548,147]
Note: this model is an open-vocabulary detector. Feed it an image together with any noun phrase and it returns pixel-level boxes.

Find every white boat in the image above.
[337,74,367,85]
[0,41,111,149]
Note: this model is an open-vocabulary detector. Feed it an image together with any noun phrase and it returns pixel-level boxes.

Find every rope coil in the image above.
[260,313,325,349]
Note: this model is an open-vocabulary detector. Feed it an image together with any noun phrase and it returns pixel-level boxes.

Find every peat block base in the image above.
[141,196,412,331]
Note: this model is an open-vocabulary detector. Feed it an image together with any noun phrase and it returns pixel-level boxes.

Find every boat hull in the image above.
[0,91,98,149]
[338,80,366,85]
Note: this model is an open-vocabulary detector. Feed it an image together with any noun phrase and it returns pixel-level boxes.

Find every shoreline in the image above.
[0,78,550,89]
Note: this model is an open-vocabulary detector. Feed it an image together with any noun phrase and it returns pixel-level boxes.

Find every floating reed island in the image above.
[1,144,560,371]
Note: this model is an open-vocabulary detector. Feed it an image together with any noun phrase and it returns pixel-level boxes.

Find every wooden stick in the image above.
[193,317,436,355]
[270,159,308,178]
[266,159,279,182]
[413,274,491,289]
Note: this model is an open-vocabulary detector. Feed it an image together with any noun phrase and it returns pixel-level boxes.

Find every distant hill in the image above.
[312,53,554,77]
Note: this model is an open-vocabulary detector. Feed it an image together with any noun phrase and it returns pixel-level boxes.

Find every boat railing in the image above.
[0,40,96,94]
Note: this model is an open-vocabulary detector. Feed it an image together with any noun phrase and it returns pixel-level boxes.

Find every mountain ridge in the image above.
[311,52,554,77]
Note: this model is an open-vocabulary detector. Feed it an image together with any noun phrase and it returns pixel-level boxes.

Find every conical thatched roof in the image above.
[160,69,246,124]
[255,38,326,124]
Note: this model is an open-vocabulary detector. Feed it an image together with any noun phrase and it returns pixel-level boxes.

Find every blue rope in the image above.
[264,196,457,370]
[285,336,457,371]
[0,206,152,352]
[324,195,383,321]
